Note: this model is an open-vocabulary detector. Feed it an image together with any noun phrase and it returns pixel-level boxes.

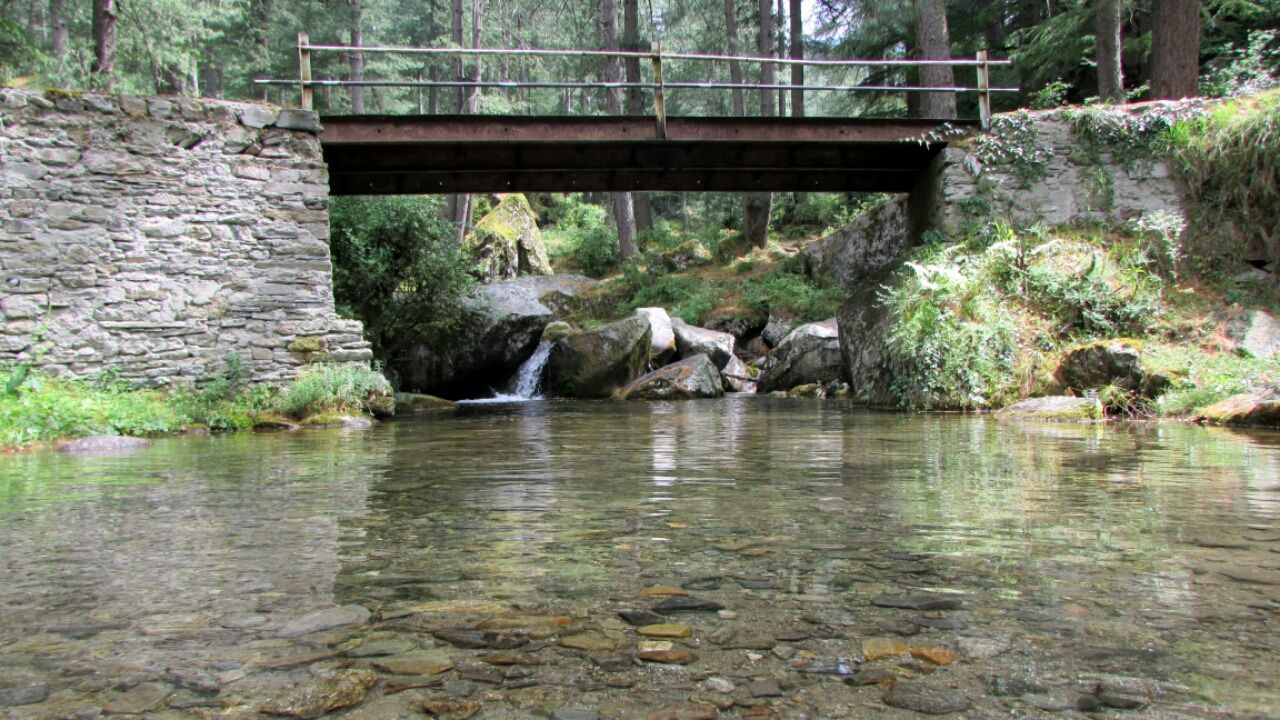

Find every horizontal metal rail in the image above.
[254,78,1018,94]
[275,33,1013,129]
[294,43,1012,68]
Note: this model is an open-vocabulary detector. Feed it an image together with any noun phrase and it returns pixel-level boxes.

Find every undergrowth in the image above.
[0,361,392,449]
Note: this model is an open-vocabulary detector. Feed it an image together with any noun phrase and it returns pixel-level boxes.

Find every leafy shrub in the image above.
[742,271,843,323]
[1202,30,1279,98]
[330,195,478,366]
[277,363,393,417]
[619,273,721,324]
[545,199,619,276]
[1030,80,1071,109]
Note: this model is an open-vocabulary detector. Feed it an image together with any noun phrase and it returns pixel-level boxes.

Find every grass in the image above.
[0,362,392,450]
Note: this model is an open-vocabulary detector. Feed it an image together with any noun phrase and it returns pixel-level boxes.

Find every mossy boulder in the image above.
[654,239,712,272]
[618,354,724,401]
[997,396,1103,422]
[545,315,652,398]
[758,319,842,393]
[463,194,553,282]
[1196,386,1280,427]
[1055,340,1172,397]
[540,321,578,344]
[394,392,456,414]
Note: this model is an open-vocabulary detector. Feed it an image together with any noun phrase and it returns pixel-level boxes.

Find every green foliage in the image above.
[1030,80,1071,109]
[878,253,1019,410]
[741,270,844,324]
[1202,30,1280,98]
[1148,344,1280,416]
[618,272,722,324]
[973,112,1053,186]
[329,195,478,364]
[769,193,878,237]
[546,199,618,277]
[1168,90,1280,269]
[277,363,393,417]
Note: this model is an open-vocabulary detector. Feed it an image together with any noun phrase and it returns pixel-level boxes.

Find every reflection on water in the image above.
[0,398,1277,718]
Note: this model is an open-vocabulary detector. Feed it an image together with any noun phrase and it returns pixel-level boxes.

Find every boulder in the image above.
[394,392,456,414]
[545,315,652,398]
[1055,340,1171,396]
[463,194,553,282]
[618,355,724,400]
[672,319,735,370]
[762,311,797,348]
[803,196,911,293]
[636,307,677,363]
[540,321,578,344]
[1196,385,1280,427]
[758,319,842,393]
[836,281,899,407]
[1228,309,1280,359]
[56,435,151,455]
[997,396,1103,421]
[721,354,757,394]
[653,239,712,272]
[398,275,595,399]
[702,305,767,341]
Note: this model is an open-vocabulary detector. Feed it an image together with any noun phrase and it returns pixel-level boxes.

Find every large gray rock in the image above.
[1055,340,1171,396]
[758,319,842,393]
[1229,309,1280,359]
[545,315,652,398]
[398,275,595,399]
[837,279,899,407]
[619,354,724,400]
[636,307,677,363]
[1197,384,1280,427]
[653,239,712,271]
[672,319,735,370]
[804,196,912,293]
[721,354,757,394]
[762,312,797,348]
[462,194,553,282]
[278,605,371,638]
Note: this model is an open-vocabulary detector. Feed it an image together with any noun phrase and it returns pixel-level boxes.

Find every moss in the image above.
[287,336,328,354]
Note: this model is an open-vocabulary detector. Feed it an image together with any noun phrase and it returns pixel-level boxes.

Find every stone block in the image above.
[238,105,278,129]
[274,109,324,133]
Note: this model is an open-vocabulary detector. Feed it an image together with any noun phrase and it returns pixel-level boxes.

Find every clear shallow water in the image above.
[0,398,1277,719]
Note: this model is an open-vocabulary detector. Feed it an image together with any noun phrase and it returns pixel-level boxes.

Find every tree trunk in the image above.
[744,0,775,249]
[789,0,803,117]
[90,0,117,88]
[26,0,45,44]
[912,0,956,119]
[349,0,365,113]
[757,0,775,116]
[50,0,67,59]
[1095,0,1124,102]
[465,0,485,113]
[623,0,652,232]
[1149,0,1200,99]
[724,0,746,116]
[428,66,439,113]
[452,0,466,112]
[253,0,271,100]
[603,0,638,260]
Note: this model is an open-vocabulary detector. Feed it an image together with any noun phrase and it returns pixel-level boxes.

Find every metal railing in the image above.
[255,33,1016,132]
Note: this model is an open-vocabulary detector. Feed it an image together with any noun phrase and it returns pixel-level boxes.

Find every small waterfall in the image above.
[460,340,553,404]
[511,340,553,399]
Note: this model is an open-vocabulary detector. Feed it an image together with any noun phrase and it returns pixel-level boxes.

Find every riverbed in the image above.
[1,397,1277,718]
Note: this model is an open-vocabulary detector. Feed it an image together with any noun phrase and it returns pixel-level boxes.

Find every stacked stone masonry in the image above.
[0,89,371,385]
[919,102,1190,239]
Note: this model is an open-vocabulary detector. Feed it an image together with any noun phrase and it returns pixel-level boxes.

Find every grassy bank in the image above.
[0,361,393,450]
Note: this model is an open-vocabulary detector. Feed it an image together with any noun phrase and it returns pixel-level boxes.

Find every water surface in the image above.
[1,398,1277,718]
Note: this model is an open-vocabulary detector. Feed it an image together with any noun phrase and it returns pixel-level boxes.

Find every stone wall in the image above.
[0,89,370,385]
[918,101,1196,239]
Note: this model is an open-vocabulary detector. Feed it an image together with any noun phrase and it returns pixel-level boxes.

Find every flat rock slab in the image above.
[372,650,456,676]
[559,632,617,652]
[260,670,377,719]
[636,623,693,638]
[278,605,371,638]
[102,682,170,715]
[432,628,529,649]
[883,681,974,715]
[871,594,963,611]
[618,610,667,626]
[0,685,49,707]
[56,435,151,455]
[652,596,725,614]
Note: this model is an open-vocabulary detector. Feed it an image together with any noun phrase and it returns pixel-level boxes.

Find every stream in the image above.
[0,397,1277,719]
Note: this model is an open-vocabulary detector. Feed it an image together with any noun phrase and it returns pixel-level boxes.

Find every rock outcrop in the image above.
[618,354,724,400]
[545,315,652,398]
[1055,340,1171,396]
[758,319,842,393]
[701,306,767,341]
[997,396,1103,421]
[398,275,594,399]
[463,194,553,282]
[1228,309,1280,359]
[636,307,677,364]
[804,196,912,293]
[653,239,712,272]
[1196,385,1280,427]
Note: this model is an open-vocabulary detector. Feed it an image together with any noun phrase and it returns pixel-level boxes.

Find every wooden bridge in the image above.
[258,37,1012,196]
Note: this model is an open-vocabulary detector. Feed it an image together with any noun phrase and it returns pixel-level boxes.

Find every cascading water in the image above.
[511,340,553,399]
[460,340,553,403]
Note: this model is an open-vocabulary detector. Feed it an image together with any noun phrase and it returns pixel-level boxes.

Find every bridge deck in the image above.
[320,115,974,195]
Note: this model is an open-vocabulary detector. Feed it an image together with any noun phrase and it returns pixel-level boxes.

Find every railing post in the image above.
[976,48,991,131]
[651,44,667,140]
[298,32,313,111]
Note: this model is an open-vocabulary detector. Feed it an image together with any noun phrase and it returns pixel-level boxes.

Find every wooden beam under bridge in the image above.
[319,115,977,195]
